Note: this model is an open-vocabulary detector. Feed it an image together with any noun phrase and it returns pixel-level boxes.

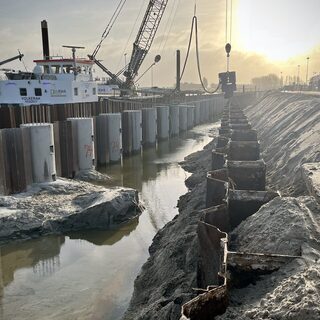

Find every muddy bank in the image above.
[0,178,139,244]
[123,136,216,320]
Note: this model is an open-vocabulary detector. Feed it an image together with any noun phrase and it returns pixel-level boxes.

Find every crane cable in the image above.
[194,16,220,94]
[116,0,147,71]
[91,0,127,59]
[179,9,220,94]
[225,0,233,71]
[159,0,181,55]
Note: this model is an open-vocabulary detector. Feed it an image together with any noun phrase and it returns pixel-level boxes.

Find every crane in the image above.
[0,52,24,67]
[123,0,168,89]
[89,0,168,94]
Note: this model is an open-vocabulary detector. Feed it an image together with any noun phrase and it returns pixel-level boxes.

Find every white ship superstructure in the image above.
[0,57,98,106]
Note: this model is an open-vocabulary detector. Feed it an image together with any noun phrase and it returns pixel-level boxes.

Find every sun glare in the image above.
[234,0,320,62]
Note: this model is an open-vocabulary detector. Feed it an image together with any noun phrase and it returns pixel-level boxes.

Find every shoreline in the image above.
[123,129,218,319]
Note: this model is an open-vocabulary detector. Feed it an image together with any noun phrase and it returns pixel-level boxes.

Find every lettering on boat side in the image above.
[51,89,67,97]
[21,96,41,103]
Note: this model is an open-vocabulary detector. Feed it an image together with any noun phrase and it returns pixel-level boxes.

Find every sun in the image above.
[233,0,320,62]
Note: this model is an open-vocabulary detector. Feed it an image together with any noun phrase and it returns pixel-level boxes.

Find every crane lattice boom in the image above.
[124,0,168,87]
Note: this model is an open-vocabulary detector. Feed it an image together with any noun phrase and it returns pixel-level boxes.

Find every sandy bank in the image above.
[124,92,320,320]
[245,92,320,196]
[0,178,139,244]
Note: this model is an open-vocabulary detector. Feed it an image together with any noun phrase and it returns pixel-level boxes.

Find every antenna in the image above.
[62,45,85,78]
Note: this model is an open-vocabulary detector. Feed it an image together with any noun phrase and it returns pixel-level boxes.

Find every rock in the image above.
[74,168,111,182]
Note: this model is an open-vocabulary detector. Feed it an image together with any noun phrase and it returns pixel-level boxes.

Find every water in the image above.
[0,124,216,320]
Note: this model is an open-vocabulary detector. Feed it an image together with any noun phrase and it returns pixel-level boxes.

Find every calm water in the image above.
[0,124,216,320]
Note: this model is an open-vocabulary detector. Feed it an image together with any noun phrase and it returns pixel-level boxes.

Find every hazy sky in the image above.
[1,0,320,87]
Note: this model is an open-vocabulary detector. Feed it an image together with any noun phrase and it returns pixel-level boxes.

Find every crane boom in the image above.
[124,0,168,87]
[90,56,124,87]
[0,53,24,67]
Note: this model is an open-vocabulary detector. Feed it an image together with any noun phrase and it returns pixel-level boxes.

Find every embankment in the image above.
[125,91,320,320]
[245,91,320,196]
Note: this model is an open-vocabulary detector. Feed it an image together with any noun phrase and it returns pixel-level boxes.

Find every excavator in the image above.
[89,0,168,95]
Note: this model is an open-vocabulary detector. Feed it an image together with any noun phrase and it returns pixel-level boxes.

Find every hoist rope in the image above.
[225,0,233,71]
[160,0,180,54]
[179,15,220,94]
[92,0,127,58]
[116,0,147,71]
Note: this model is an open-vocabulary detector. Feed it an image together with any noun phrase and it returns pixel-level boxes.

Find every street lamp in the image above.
[124,53,127,81]
[306,57,310,86]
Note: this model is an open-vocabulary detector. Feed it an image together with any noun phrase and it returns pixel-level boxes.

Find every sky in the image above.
[1,0,320,87]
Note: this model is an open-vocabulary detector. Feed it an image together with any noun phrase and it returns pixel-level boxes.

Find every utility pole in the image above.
[306,57,310,87]
[124,53,127,81]
[297,65,301,91]
[176,50,181,92]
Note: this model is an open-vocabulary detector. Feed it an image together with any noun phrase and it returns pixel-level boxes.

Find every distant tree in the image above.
[251,74,280,90]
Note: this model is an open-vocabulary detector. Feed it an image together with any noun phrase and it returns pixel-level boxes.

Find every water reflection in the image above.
[99,130,203,192]
[0,236,65,297]
[67,218,139,246]
[0,124,215,320]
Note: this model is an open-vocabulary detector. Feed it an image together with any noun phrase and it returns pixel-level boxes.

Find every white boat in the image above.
[0,55,98,106]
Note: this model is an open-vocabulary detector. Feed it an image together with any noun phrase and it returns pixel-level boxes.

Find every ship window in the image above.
[35,88,42,96]
[93,88,96,95]
[20,88,27,96]
[74,88,78,96]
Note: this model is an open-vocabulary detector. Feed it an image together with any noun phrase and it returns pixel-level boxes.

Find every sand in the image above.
[245,92,320,196]
[216,92,320,320]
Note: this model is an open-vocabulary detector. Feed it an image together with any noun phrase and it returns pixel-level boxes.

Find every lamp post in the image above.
[306,57,310,87]
[297,65,301,91]
[124,53,127,81]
